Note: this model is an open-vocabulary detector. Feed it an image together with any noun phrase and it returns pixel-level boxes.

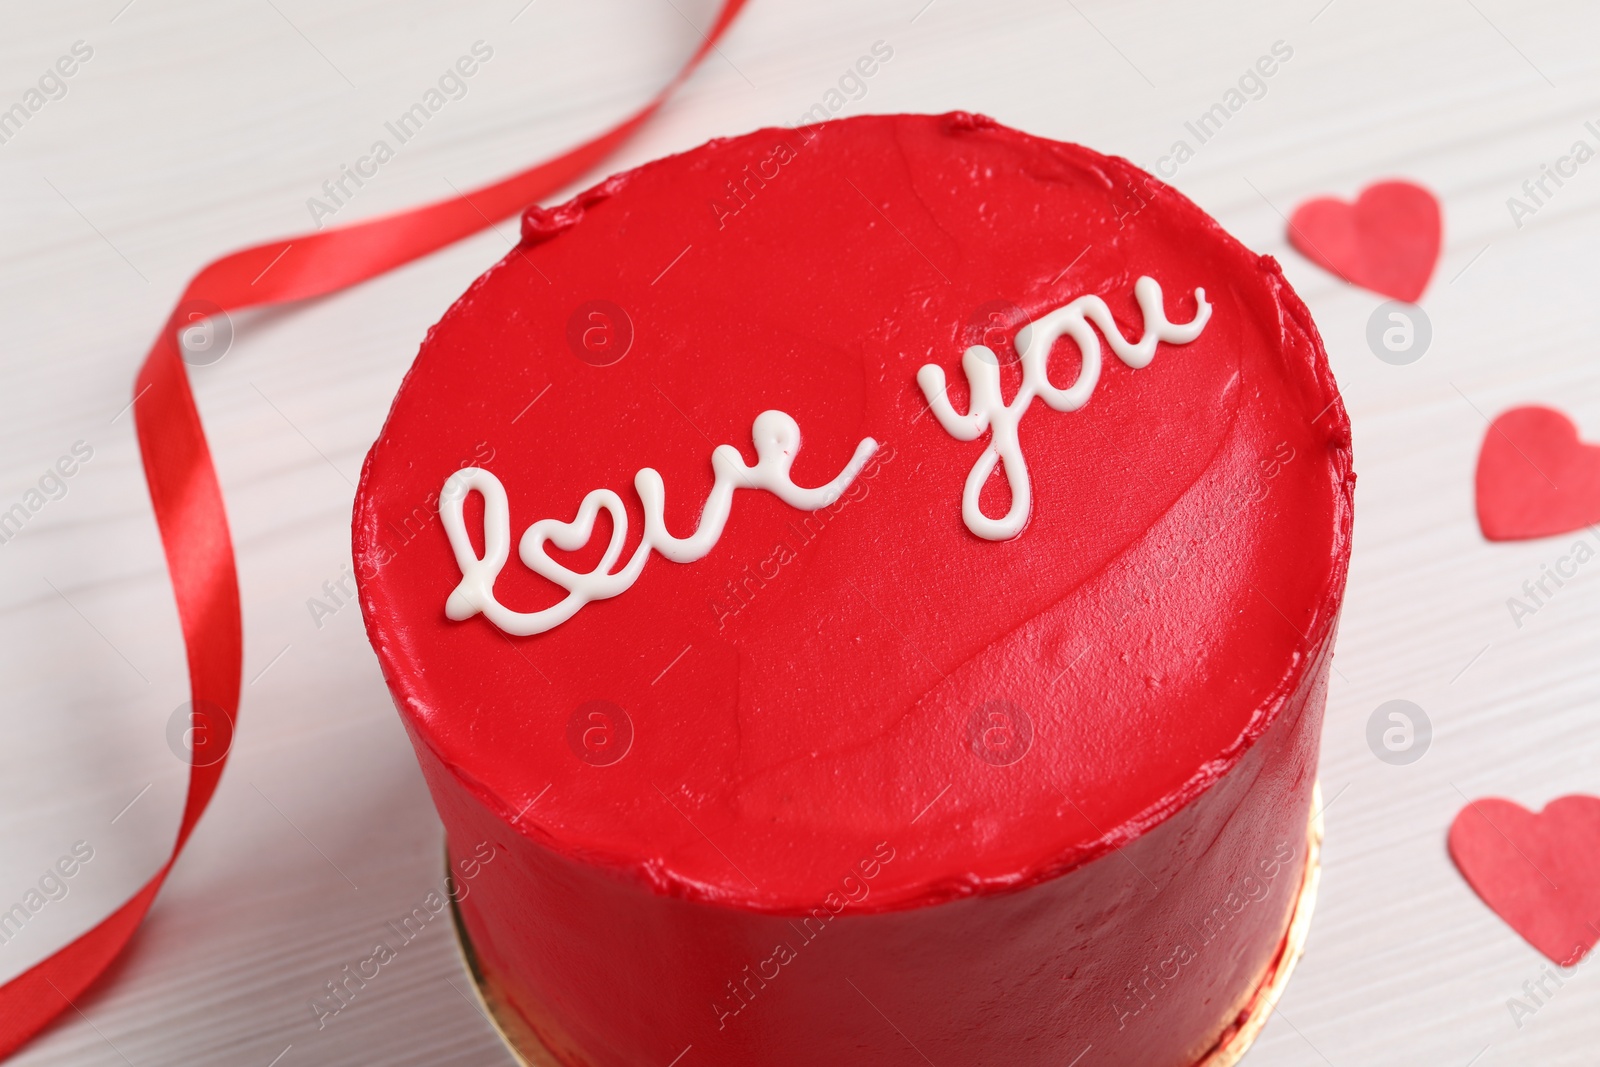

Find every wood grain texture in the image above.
[3,0,1599,1063]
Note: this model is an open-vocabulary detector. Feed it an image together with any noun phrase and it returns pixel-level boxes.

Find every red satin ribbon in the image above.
[0,2,745,1055]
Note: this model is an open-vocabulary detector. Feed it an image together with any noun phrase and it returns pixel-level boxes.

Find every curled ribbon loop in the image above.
[0,3,746,1056]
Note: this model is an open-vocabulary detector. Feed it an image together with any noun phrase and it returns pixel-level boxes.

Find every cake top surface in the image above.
[355,112,1352,912]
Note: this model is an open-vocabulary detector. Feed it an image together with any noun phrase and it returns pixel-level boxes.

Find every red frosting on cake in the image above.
[356,113,1353,1065]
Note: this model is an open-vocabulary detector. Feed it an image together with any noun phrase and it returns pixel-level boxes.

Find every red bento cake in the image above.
[355,112,1353,1067]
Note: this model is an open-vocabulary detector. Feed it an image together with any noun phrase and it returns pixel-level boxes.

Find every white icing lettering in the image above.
[442,410,877,636]
[916,276,1211,540]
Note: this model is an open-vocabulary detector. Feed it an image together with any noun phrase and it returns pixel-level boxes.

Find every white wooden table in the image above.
[3,1,1598,1062]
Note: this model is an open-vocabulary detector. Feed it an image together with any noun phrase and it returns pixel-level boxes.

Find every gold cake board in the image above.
[449,785,1323,1067]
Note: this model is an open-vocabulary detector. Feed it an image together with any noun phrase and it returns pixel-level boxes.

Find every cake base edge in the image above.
[1193,780,1323,1067]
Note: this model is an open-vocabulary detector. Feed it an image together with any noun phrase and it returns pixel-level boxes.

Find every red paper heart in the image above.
[1476,406,1600,541]
[1449,795,1600,966]
[1287,180,1441,302]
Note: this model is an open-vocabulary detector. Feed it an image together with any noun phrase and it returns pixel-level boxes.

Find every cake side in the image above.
[420,627,1327,1067]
